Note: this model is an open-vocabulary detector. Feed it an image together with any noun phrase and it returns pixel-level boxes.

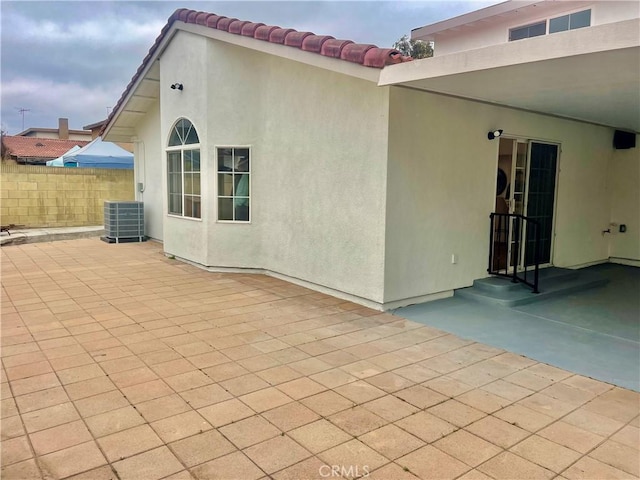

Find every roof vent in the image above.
[35,142,45,147]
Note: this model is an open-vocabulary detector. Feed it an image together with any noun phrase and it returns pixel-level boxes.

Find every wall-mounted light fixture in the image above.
[170,83,183,91]
[487,129,503,140]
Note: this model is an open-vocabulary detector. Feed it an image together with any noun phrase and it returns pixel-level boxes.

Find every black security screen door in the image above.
[525,142,558,266]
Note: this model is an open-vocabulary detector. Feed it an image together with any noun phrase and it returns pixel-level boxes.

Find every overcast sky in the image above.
[1,0,497,135]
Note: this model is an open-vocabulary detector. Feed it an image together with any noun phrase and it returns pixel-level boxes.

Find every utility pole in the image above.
[16,107,31,131]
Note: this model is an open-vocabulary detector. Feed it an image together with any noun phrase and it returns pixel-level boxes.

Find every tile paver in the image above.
[537,420,605,454]
[168,429,236,468]
[562,455,634,480]
[433,429,502,467]
[37,441,107,479]
[509,435,582,473]
[97,424,164,462]
[219,415,281,449]
[190,451,263,480]
[1,239,638,480]
[478,451,555,479]
[589,439,640,477]
[29,420,93,456]
[288,419,353,454]
[261,401,321,431]
[318,439,389,474]
[244,434,312,474]
[112,445,183,480]
[85,405,145,437]
[359,424,425,460]
[149,410,212,443]
[397,444,470,480]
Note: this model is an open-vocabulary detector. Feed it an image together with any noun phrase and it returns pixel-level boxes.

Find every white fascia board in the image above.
[381,19,640,86]
[102,33,171,142]
[179,23,381,84]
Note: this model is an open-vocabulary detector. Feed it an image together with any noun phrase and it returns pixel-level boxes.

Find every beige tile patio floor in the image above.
[1,239,638,480]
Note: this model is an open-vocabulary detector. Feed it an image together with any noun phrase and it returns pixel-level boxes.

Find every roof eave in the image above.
[412,0,538,40]
[102,27,175,143]
[103,10,411,143]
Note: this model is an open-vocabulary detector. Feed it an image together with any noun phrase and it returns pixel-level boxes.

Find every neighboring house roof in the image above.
[2,136,90,160]
[102,8,413,140]
[83,120,106,131]
[16,127,91,137]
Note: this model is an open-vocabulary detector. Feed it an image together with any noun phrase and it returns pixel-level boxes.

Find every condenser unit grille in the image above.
[103,201,144,243]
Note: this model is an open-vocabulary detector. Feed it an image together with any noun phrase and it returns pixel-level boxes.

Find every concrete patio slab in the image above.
[1,239,638,479]
[395,264,640,392]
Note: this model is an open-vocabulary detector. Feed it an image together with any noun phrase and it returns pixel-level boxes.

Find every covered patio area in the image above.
[396,263,640,392]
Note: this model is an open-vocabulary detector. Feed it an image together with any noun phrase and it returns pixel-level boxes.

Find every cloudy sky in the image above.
[1,0,496,135]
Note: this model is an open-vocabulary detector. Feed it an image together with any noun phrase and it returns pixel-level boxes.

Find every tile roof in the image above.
[2,136,90,159]
[102,8,413,137]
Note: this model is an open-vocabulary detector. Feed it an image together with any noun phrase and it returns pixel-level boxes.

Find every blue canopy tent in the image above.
[46,145,81,167]
[63,137,133,169]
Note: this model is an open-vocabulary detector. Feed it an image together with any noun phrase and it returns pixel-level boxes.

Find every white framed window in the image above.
[549,9,591,34]
[509,20,546,41]
[167,119,201,219]
[216,147,250,222]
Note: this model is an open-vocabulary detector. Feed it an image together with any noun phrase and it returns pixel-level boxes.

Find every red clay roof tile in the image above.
[205,14,222,28]
[102,8,413,137]
[186,11,199,23]
[364,48,412,68]
[320,39,354,58]
[301,35,334,53]
[216,17,237,31]
[2,136,89,159]
[269,27,296,44]
[194,12,210,25]
[241,22,265,37]
[340,43,375,64]
[284,31,313,48]
[255,25,279,41]
[228,20,249,34]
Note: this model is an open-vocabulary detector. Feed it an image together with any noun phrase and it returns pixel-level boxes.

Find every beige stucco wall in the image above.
[384,86,618,305]
[158,32,209,265]
[130,29,636,309]
[149,31,390,303]
[609,139,640,263]
[0,164,134,227]
[132,101,163,241]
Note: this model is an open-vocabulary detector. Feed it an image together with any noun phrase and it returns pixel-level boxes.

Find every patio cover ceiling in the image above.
[379,19,640,133]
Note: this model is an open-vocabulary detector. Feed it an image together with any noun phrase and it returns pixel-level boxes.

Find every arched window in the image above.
[167,119,201,218]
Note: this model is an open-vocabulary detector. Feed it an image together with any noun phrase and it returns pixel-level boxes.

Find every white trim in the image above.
[166,118,202,219]
[214,145,252,224]
[166,214,203,222]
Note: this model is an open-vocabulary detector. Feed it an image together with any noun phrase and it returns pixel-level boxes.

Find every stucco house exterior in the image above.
[1,135,90,165]
[17,118,92,142]
[102,0,639,310]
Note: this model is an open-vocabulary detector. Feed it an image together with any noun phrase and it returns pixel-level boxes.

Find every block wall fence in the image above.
[1,163,135,228]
